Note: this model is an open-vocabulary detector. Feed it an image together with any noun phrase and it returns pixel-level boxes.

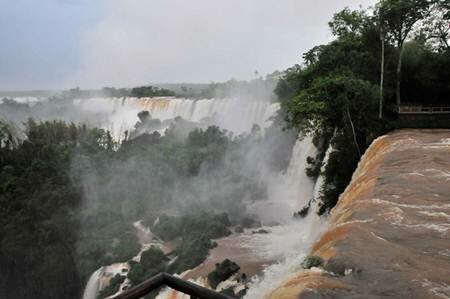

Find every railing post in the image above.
[112,272,234,299]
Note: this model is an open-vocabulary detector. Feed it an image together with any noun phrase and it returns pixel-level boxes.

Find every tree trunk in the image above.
[442,35,449,50]
[396,43,405,107]
[346,107,361,158]
[379,30,385,119]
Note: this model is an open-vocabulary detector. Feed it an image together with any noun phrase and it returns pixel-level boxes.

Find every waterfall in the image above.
[73,97,280,140]
[311,143,334,213]
[82,267,103,299]
[246,136,317,224]
[1,96,279,141]
[244,137,328,299]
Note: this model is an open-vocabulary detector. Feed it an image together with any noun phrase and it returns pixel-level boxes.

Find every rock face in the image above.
[269,129,450,299]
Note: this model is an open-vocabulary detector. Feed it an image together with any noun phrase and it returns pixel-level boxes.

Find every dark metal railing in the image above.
[111,272,235,299]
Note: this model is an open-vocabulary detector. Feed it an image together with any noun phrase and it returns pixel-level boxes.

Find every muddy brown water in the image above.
[268,129,450,299]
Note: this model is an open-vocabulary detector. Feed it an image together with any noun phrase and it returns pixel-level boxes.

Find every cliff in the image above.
[268,129,450,299]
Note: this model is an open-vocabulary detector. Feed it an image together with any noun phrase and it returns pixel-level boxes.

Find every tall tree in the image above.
[422,0,450,50]
[378,0,386,119]
[380,0,434,106]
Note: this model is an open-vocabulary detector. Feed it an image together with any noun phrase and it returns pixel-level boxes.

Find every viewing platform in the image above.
[398,105,450,114]
[396,105,450,128]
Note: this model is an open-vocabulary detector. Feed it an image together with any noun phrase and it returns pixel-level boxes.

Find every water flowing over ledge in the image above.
[267,129,450,299]
[1,96,279,140]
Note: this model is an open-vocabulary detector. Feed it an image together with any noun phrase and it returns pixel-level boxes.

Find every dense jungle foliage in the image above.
[276,0,450,214]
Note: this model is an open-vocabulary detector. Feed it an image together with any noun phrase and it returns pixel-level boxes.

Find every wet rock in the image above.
[240,217,262,229]
[234,226,244,233]
[252,229,270,234]
[294,202,311,218]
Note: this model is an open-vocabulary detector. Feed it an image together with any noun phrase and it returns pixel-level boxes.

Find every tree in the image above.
[328,8,369,37]
[422,0,450,50]
[380,0,434,105]
[378,0,386,119]
[287,74,378,153]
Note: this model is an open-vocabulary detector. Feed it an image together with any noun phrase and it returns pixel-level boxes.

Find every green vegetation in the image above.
[276,0,450,214]
[128,246,167,286]
[97,274,126,298]
[301,255,324,269]
[127,213,232,290]
[152,213,231,275]
[0,119,263,299]
[59,85,176,99]
[0,120,109,299]
[152,212,231,242]
[130,86,176,98]
[168,235,215,274]
[207,259,240,289]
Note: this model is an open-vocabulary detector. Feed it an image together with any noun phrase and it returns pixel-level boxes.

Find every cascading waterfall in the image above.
[73,97,280,139]
[82,268,104,299]
[1,96,279,141]
[243,137,328,299]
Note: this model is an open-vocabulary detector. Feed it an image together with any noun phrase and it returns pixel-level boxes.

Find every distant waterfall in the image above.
[2,96,279,140]
[73,97,280,139]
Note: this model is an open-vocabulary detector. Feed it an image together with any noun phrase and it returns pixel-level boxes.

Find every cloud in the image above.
[72,0,376,88]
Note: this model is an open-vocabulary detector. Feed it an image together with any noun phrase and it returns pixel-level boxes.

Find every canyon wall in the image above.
[268,129,450,299]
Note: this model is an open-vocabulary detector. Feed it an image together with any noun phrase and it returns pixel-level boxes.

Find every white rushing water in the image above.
[2,96,279,140]
[82,267,103,299]
[243,137,328,299]
[83,97,280,139]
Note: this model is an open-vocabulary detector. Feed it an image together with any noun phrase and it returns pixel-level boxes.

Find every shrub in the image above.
[97,274,125,298]
[140,246,167,269]
[207,259,240,289]
[301,255,324,269]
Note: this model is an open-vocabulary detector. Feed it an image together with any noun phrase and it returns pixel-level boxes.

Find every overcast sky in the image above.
[0,0,376,90]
